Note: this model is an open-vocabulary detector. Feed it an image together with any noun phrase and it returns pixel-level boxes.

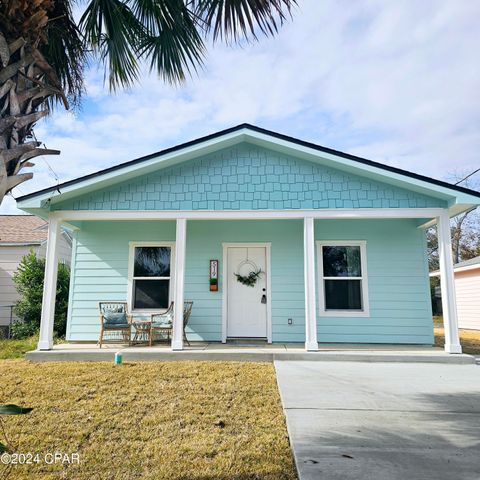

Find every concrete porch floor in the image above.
[26,342,475,364]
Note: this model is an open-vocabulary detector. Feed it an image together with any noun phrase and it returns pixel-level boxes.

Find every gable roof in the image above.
[0,215,47,245]
[16,124,480,215]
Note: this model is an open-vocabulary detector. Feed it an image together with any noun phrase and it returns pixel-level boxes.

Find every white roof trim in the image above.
[16,126,480,211]
[430,263,480,276]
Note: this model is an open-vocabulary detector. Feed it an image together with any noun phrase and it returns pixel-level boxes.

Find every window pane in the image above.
[134,247,171,277]
[133,279,169,309]
[324,280,362,310]
[323,246,361,277]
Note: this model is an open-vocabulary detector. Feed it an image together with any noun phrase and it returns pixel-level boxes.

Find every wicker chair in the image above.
[183,301,193,346]
[150,302,174,346]
[98,302,132,348]
[150,301,193,346]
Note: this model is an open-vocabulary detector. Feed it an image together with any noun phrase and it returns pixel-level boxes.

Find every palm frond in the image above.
[77,0,295,89]
[193,0,297,42]
[41,0,86,109]
[133,0,205,83]
[80,0,145,90]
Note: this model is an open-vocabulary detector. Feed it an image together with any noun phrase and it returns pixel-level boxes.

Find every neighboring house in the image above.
[16,124,480,352]
[431,256,480,330]
[0,215,71,336]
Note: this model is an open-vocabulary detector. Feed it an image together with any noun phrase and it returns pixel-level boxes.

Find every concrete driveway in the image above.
[275,361,480,480]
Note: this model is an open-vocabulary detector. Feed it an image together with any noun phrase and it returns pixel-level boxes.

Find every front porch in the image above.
[17,125,480,356]
[36,209,463,354]
[25,341,475,363]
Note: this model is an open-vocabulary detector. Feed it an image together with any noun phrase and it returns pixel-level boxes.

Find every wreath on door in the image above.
[234,257,262,287]
[235,268,262,287]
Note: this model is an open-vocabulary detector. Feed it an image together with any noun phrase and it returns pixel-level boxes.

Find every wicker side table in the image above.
[131,320,152,345]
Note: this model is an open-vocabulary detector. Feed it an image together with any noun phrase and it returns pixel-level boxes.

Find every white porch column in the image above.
[304,217,319,351]
[437,212,462,354]
[172,218,187,351]
[38,216,61,350]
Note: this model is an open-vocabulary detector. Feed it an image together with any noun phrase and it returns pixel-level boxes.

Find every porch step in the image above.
[25,349,475,364]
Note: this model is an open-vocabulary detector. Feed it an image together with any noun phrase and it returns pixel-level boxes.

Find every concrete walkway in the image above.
[275,361,480,480]
[26,342,475,363]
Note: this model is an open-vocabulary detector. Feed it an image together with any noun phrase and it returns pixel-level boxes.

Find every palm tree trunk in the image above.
[0,29,63,204]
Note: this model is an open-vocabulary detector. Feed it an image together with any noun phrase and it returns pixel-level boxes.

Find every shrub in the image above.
[10,321,38,339]
[12,251,70,338]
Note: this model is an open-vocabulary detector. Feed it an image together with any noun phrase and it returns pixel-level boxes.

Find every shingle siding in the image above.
[54,144,446,212]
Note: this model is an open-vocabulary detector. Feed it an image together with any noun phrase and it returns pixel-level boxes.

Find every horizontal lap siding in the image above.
[315,219,433,344]
[67,221,176,341]
[1,238,70,327]
[67,219,433,345]
[37,237,72,266]
[67,219,304,342]
[454,270,480,330]
[185,220,304,342]
[0,246,34,326]
[184,229,222,341]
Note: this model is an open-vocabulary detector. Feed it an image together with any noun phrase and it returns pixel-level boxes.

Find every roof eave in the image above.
[16,124,480,212]
[17,129,250,210]
[430,262,480,276]
[244,132,471,204]
[0,242,43,247]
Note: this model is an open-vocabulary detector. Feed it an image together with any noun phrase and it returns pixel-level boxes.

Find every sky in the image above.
[2,0,480,214]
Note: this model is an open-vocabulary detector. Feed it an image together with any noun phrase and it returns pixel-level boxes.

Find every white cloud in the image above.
[2,0,479,214]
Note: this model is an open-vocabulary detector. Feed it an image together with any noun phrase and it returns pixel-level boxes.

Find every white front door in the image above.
[227,246,267,338]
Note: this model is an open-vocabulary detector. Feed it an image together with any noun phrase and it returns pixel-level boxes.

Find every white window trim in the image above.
[316,240,370,317]
[127,241,176,314]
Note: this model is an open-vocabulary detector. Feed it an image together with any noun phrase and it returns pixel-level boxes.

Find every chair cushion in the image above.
[152,319,173,328]
[103,311,128,326]
[152,312,173,328]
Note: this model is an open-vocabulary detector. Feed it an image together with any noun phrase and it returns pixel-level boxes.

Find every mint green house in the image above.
[17,125,480,353]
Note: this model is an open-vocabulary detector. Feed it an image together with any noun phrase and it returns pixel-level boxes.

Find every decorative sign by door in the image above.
[210,260,219,291]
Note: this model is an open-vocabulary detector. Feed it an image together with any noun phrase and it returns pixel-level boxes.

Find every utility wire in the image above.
[31,130,61,184]
[41,155,60,183]
[455,168,480,185]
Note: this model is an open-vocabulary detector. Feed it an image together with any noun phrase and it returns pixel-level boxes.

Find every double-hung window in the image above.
[129,243,174,311]
[317,241,369,316]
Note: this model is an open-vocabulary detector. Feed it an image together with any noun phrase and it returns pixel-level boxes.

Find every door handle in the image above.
[261,294,267,304]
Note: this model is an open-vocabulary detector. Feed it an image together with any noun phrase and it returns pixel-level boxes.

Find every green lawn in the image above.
[0,335,37,359]
[0,360,297,480]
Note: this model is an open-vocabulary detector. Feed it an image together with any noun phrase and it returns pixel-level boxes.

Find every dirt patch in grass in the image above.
[0,360,296,480]
[434,326,480,355]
